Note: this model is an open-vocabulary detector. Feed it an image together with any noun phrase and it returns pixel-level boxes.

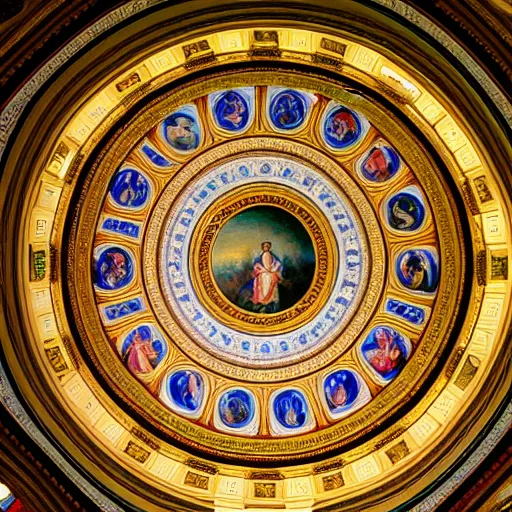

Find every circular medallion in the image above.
[167,370,204,412]
[93,245,135,291]
[218,389,255,428]
[322,102,367,150]
[109,168,151,209]
[160,105,201,153]
[384,187,426,232]
[211,205,315,314]
[188,182,337,336]
[269,89,307,130]
[211,90,251,132]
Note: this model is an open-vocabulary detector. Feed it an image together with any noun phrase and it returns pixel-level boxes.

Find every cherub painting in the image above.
[121,326,166,375]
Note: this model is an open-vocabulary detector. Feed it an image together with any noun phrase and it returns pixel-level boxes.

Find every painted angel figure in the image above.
[124,329,158,374]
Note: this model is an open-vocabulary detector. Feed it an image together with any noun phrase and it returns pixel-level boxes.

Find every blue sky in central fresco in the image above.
[212,206,315,268]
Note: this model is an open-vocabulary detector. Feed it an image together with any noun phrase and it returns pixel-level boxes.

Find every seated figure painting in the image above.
[120,325,166,375]
[211,206,315,314]
[238,241,282,313]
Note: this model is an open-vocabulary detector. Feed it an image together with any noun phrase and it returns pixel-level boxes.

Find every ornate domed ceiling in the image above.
[0,2,510,511]
[70,73,460,464]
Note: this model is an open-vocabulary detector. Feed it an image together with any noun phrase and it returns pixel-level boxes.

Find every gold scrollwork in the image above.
[184,471,209,490]
[253,482,276,498]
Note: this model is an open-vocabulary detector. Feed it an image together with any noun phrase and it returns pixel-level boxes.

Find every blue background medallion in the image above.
[109,168,150,209]
[121,325,166,374]
[273,389,308,429]
[269,89,307,130]
[361,145,401,182]
[162,107,200,152]
[218,389,255,429]
[387,191,425,230]
[397,248,439,293]
[323,104,363,149]
[93,246,134,290]
[168,370,205,413]
[213,90,250,132]
[361,326,409,381]
[323,370,360,414]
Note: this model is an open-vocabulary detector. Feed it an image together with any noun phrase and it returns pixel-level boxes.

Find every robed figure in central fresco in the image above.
[237,241,283,313]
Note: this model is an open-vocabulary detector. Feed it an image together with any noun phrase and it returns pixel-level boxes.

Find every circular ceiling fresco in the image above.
[0,7,510,511]
[65,73,461,462]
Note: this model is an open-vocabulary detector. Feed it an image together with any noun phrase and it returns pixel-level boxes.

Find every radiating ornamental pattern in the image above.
[10,14,508,512]
[89,86,440,438]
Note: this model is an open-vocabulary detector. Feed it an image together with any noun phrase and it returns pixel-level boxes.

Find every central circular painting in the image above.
[211,205,316,314]
[187,181,338,340]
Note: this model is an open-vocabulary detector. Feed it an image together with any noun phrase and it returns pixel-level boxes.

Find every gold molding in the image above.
[60,70,461,463]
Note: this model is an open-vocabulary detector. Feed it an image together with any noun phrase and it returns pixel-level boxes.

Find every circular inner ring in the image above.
[149,146,383,376]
